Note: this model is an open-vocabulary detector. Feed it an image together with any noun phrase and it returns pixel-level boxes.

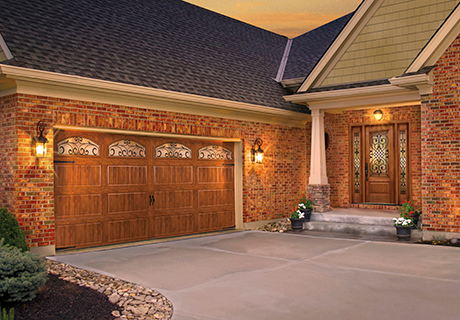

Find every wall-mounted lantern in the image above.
[373,109,383,121]
[32,121,48,158]
[251,138,264,163]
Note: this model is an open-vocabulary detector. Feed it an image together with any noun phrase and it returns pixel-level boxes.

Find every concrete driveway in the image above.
[50,231,460,320]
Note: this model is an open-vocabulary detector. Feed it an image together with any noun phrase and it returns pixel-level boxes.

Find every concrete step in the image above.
[303,212,422,241]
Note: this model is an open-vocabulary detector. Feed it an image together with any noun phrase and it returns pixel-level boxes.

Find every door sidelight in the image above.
[365,163,368,181]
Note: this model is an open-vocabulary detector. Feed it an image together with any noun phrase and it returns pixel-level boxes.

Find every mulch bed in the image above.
[2,274,122,320]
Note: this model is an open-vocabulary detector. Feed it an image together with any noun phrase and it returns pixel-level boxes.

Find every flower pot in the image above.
[290,218,303,232]
[411,213,421,229]
[395,225,411,241]
[300,209,312,222]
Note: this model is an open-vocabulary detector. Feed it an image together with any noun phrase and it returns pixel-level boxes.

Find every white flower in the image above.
[299,212,305,219]
[298,203,306,209]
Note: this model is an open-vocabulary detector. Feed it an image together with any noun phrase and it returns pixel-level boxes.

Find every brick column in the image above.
[307,184,331,213]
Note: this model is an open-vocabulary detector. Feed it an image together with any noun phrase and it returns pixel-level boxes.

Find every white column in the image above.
[309,109,328,185]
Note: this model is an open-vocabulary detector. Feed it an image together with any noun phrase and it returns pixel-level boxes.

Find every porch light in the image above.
[251,138,264,163]
[32,121,48,158]
[374,109,383,121]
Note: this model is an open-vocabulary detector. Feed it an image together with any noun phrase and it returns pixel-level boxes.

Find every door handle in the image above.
[149,195,155,206]
[365,163,368,181]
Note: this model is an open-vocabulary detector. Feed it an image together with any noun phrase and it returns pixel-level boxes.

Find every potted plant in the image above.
[290,209,305,232]
[393,217,413,240]
[298,194,313,222]
[401,200,420,229]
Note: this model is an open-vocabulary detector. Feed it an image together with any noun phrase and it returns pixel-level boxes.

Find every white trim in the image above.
[389,73,433,95]
[234,141,243,229]
[0,65,309,128]
[285,84,420,110]
[406,4,460,73]
[0,34,13,60]
[298,0,385,92]
[275,39,293,82]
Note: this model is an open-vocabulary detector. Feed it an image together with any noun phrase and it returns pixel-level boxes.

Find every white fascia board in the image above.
[298,0,385,92]
[407,4,460,73]
[0,34,13,60]
[0,65,309,127]
[285,84,420,111]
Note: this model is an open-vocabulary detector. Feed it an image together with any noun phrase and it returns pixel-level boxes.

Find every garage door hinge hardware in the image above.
[222,164,234,166]
[149,195,155,206]
[54,160,75,164]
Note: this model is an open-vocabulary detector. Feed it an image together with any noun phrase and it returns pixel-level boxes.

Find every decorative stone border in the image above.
[47,260,173,320]
[256,219,291,232]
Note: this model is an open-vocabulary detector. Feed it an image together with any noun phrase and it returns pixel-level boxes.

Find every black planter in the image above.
[290,218,304,232]
[300,209,312,222]
[411,213,421,229]
[395,225,411,241]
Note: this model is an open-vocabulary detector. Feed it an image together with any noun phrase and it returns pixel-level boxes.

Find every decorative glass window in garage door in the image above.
[156,142,192,158]
[108,140,146,157]
[57,137,100,156]
[198,145,232,160]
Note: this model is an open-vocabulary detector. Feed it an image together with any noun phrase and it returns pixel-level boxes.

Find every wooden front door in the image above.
[350,123,409,205]
[54,130,235,249]
[364,125,394,204]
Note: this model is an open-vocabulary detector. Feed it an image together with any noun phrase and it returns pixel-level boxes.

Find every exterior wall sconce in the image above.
[251,138,264,163]
[32,121,48,158]
[374,109,383,121]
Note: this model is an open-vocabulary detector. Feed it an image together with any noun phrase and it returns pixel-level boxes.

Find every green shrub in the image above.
[0,208,28,252]
[0,239,47,302]
[0,307,14,320]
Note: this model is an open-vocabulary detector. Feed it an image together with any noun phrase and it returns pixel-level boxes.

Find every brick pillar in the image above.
[307,184,331,213]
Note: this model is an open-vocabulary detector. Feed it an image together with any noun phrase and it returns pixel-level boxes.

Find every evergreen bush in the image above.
[0,239,47,303]
[0,307,14,320]
[0,208,28,252]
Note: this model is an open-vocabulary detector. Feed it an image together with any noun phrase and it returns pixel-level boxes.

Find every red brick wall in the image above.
[5,93,307,247]
[0,95,18,210]
[324,106,422,209]
[421,34,460,233]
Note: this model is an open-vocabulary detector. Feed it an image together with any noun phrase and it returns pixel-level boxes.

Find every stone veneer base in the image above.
[307,184,331,213]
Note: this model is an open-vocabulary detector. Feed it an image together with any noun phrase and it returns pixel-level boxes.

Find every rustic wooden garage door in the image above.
[54,131,235,249]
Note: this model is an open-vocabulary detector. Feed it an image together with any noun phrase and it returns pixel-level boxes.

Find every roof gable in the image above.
[298,0,459,92]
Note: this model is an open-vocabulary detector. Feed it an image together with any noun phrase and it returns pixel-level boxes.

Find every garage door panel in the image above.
[55,194,102,218]
[108,192,147,214]
[108,218,148,242]
[198,211,234,231]
[154,166,193,184]
[55,132,235,249]
[56,223,103,248]
[154,214,194,237]
[108,165,147,185]
[55,165,101,187]
[198,189,234,207]
[153,190,193,210]
[198,167,233,183]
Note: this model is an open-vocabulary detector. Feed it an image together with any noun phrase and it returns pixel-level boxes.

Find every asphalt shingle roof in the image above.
[283,13,354,81]
[0,0,353,114]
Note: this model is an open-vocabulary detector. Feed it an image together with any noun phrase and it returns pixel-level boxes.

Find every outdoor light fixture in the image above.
[251,138,264,163]
[374,109,383,121]
[32,121,48,158]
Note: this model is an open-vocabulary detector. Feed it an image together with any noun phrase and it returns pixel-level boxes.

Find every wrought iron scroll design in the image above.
[369,131,389,176]
[156,143,191,158]
[57,137,100,156]
[198,145,232,160]
[353,133,360,193]
[399,130,407,194]
[109,140,145,157]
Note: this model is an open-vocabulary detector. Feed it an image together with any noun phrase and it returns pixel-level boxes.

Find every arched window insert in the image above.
[57,137,100,156]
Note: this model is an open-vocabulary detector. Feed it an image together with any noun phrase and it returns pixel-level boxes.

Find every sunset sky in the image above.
[185,0,362,38]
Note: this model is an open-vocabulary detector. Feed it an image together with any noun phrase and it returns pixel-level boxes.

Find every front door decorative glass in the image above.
[369,131,389,177]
